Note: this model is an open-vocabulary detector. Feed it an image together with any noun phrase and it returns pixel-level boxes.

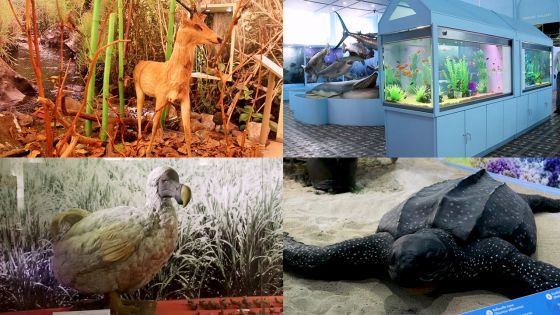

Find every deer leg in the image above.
[180,94,192,157]
[135,83,145,140]
[147,97,166,157]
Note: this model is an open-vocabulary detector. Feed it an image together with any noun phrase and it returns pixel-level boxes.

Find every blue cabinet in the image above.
[437,112,466,156]
[537,89,552,121]
[504,99,517,139]
[466,106,487,156]
[436,106,487,157]
[528,92,540,126]
[516,95,529,133]
[486,101,504,149]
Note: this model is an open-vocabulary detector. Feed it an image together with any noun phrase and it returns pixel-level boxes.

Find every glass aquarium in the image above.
[522,43,552,91]
[438,28,512,109]
[383,29,434,110]
[283,45,305,84]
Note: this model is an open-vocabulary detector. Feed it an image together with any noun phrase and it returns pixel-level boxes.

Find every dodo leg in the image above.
[456,237,560,297]
[134,83,145,140]
[106,292,139,315]
[284,232,393,280]
[146,97,166,157]
[180,93,192,157]
[519,193,560,213]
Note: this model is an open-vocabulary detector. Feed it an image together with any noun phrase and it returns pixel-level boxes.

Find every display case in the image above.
[283,45,305,84]
[522,42,552,91]
[383,30,433,109]
[379,0,553,157]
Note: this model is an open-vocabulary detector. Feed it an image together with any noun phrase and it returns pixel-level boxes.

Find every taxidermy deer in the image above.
[133,1,222,156]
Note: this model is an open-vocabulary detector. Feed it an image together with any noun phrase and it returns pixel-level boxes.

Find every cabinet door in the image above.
[466,106,487,156]
[517,95,529,133]
[539,89,552,120]
[528,92,539,126]
[486,102,504,149]
[504,99,517,139]
[437,112,466,157]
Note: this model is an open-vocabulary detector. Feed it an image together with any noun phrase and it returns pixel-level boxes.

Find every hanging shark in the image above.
[334,12,378,51]
[306,72,379,98]
[304,44,330,81]
[316,55,363,80]
[343,42,374,60]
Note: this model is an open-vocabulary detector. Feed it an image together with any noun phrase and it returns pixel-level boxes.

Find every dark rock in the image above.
[0,58,36,111]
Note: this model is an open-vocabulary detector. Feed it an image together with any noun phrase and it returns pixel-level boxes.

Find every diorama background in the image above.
[0,158,282,311]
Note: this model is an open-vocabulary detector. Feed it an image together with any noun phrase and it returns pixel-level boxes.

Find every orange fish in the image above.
[421,58,429,63]
[416,49,423,54]
[403,70,413,77]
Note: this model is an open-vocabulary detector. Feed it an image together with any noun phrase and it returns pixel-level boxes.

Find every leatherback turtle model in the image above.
[284,170,560,296]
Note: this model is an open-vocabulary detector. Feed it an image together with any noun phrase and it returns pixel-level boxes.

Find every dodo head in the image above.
[388,229,452,287]
[176,1,222,45]
[148,167,191,207]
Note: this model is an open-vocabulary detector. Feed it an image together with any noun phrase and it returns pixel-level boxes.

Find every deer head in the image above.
[175,1,222,46]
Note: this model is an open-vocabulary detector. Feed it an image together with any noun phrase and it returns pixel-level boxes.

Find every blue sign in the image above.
[461,287,560,315]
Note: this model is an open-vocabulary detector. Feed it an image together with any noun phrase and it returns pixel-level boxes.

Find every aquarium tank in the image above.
[522,43,552,91]
[283,45,305,84]
[438,28,512,109]
[383,31,433,110]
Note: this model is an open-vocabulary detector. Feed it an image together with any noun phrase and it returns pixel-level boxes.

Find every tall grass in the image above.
[0,158,282,311]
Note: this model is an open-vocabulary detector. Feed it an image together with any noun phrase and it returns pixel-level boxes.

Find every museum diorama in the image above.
[380,0,553,157]
[283,7,383,126]
[283,157,560,314]
[0,159,282,314]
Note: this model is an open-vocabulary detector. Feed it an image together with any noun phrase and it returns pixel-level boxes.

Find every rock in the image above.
[247,121,261,143]
[200,113,216,130]
[0,58,36,111]
[40,24,83,55]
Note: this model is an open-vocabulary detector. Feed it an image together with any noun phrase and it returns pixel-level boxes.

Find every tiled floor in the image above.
[488,111,560,157]
[285,100,560,158]
[284,103,387,157]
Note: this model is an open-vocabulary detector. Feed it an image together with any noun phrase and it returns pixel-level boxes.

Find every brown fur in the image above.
[133,11,222,157]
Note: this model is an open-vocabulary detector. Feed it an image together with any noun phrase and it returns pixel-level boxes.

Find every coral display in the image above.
[448,158,560,189]
[383,37,433,109]
[522,44,552,91]
[438,33,512,108]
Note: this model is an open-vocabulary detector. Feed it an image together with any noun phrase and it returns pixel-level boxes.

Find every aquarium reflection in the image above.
[438,34,512,108]
[522,44,552,91]
[383,37,433,109]
[283,46,305,84]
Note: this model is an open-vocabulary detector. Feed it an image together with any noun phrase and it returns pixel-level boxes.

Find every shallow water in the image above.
[12,40,84,112]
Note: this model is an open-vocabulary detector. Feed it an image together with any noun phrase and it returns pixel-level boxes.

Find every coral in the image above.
[385,84,406,102]
[485,158,520,179]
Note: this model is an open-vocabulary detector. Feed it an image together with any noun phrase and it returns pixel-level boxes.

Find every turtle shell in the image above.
[377,170,537,254]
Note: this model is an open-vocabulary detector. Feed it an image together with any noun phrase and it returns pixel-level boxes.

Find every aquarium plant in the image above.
[414,85,430,103]
[525,55,544,86]
[421,56,432,87]
[442,56,469,98]
[473,49,488,93]
[410,52,419,88]
[385,84,406,102]
[384,65,399,86]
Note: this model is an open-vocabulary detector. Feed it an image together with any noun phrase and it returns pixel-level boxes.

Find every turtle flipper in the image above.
[519,194,560,213]
[283,232,393,280]
[456,237,560,296]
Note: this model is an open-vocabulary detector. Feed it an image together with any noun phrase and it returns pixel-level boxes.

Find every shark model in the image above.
[316,55,363,80]
[304,44,331,81]
[334,12,378,51]
[306,72,379,98]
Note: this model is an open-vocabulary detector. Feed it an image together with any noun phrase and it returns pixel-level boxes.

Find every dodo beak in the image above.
[175,184,191,207]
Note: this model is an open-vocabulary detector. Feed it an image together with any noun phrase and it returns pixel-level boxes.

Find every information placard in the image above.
[461,287,560,315]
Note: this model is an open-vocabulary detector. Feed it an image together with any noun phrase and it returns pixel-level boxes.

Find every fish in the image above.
[396,64,409,70]
[306,72,379,98]
[316,55,363,80]
[333,12,377,51]
[343,42,374,60]
[304,44,331,80]
[421,58,429,63]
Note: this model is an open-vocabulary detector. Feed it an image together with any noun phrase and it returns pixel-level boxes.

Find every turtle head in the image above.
[388,229,452,287]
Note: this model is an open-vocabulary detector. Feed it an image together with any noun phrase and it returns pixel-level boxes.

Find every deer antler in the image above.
[176,0,196,17]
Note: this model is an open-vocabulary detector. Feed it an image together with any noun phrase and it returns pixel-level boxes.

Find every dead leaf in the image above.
[27,150,40,158]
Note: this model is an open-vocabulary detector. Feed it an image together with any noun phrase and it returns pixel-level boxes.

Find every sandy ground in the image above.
[283,158,560,315]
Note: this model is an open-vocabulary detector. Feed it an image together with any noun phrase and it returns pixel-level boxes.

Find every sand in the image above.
[283,158,560,315]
